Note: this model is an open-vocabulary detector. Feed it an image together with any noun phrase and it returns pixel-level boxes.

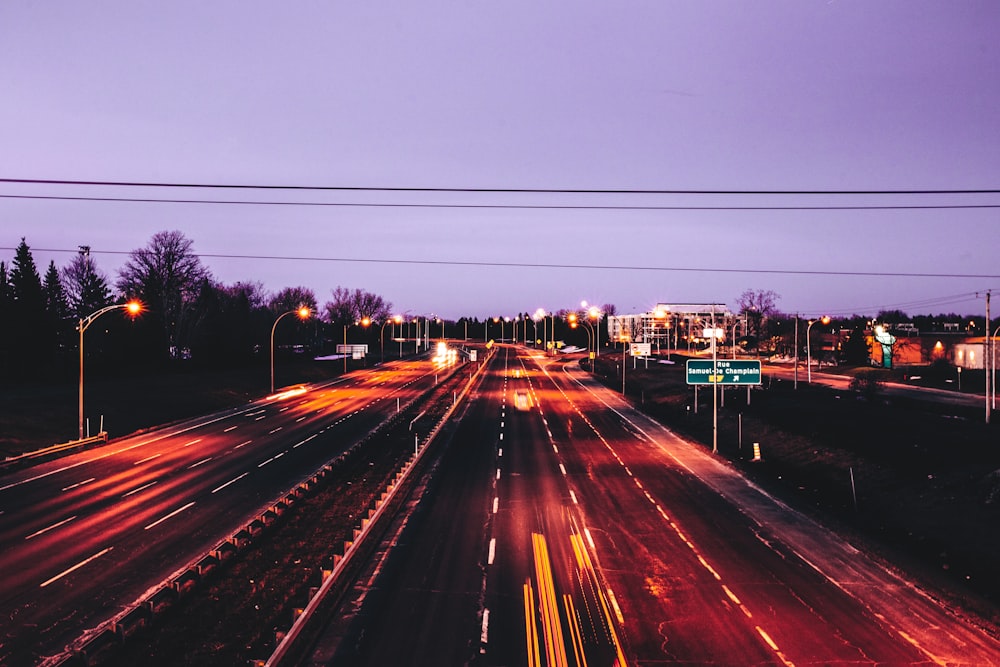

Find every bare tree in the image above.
[323,286,391,324]
[116,230,210,356]
[737,289,780,352]
[268,286,318,314]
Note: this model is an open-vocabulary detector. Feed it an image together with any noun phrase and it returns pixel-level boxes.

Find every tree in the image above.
[8,239,47,374]
[737,289,780,353]
[43,261,72,362]
[116,230,210,360]
[268,286,318,315]
[62,250,113,318]
[0,261,10,375]
[323,286,391,325]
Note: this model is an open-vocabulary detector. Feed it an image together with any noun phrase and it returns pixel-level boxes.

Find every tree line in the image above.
[0,231,397,382]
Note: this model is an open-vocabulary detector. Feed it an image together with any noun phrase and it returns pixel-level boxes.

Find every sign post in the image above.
[686,359,762,454]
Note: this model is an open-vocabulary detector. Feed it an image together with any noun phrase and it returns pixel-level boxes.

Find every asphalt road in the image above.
[0,358,438,666]
[304,346,1000,666]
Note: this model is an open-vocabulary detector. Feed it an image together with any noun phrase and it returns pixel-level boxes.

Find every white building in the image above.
[607,303,738,353]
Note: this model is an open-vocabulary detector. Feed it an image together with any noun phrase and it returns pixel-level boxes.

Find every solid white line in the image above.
[134,453,161,465]
[26,515,77,540]
[187,457,212,469]
[62,477,96,491]
[40,547,112,588]
[182,438,202,448]
[122,481,158,498]
[212,472,248,493]
[144,501,195,530]
[488,538,497,565]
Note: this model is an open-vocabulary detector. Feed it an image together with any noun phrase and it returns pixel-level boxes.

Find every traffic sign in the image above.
[686,359,762,385]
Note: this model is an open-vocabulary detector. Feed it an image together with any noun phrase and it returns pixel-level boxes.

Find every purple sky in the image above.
[2,2,998,320]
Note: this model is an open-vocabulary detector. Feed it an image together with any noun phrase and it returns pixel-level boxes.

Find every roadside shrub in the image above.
[849,370,885,399]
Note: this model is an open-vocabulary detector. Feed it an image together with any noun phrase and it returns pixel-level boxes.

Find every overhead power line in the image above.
[1,177,999,196]
[5,246,1000,281]
[1,193,998,211]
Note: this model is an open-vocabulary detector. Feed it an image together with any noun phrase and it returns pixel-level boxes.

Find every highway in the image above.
[0,358,439,666]
[304,345,1000,665]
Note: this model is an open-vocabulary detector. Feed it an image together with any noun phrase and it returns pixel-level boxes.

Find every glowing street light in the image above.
[380,314,403,364]
[806,316,830,384]
[78,300,143,440]
[271,306,310,393]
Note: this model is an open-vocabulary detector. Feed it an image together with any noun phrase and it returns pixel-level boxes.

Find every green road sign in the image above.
[686,359,762,385]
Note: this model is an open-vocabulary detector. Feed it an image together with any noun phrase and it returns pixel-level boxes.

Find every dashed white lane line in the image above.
[488,538,497,565]
[187,457,212,470]
[122,481,158,498]
[134,453,161,465]
[569,490,578,505]
[234,439,252,449]
[269,427,283,434]
[182,438,202,448]
[492,497,499,514]
[212,472,248,494]
[223,425,239,433]
[40,547,113,588]
[26,515,77,540]
[62,477,95,492]
[144,502,196,530]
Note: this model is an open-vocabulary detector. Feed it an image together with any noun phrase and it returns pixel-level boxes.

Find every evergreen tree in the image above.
[43,260,72,364]
[0,261,10,375]
[8,239,47,374]
[63,251,113,318]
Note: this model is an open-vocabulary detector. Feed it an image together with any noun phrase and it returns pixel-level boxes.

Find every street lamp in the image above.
[78,300,143,440]
[271,306,310,394]
[380,315,403,364]
[588,306,601,358]
[806,316,830,384]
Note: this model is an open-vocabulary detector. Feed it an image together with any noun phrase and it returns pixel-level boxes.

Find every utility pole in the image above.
[987,291,991,424]
[793,313,799,390]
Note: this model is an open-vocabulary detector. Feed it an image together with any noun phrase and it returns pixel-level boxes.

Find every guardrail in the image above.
[43,358,479,667]
[1,432,108,471]
[263,349,493,666]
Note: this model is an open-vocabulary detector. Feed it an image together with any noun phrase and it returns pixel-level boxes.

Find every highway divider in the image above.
[44,357,484,667]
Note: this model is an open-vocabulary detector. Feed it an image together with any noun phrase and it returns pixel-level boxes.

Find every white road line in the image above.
[559,463,567,476]
[496,468,501,480]
[26,515,77,540]
[481,607,490,644]
[492,497,499,514]
[293,434,318,448]
[269,427,283,434]
[279,406,290,412]
[296,416,306,423]
[40,547,112,588]
[255,415,267,421]
[259,456,276,467]
[144,502,196,530]
[122,481,158,498]
[187,457,212,469]
[498,448,503,457]
[182,438,202,448]
[62,477,96,491]
[223,425,239,432]
[235,439,252,449]
[212,472,248,493]
[488,538,497,565]
[134,453,161,465]
[570,490,578,504]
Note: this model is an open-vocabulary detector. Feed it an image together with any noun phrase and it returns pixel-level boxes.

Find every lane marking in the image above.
[62,477,95,492]
[569,490,578,505]
[182,438,202,448]
[492,497,499,514]
[122,481,158,498]
[488,538,497,565]
[40,547,113,588]
[223,425,238,433]
[234,439,252,449]
[144,502,196,530]
[26,515,77,540]
[134,453,161,465]
[559,463,567,476]
[212,472,248,493]
[187,457,212,469]
[269,426,283,434]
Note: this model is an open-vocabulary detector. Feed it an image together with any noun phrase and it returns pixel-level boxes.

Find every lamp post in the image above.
[806,316,830,384]
[992,323,1000,410]
[380,315,402,364]
[271,306,311,394]
[588,306,601,358]
[78,300,142,440]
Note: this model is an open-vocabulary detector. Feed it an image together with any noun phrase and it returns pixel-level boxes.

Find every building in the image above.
[606,303,738,354]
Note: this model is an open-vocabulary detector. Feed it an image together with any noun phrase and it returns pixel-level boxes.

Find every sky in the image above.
[2,1,998,321]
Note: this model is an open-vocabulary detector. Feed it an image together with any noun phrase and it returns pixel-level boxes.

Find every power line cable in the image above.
[4,246,999,281]
[2,177,999,196]
[1,193,998,211]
